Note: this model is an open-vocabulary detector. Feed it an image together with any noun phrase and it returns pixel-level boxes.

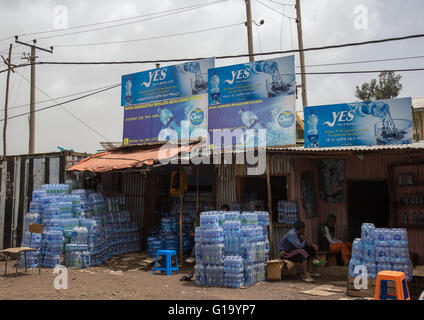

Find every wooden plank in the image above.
[413,266,424,277]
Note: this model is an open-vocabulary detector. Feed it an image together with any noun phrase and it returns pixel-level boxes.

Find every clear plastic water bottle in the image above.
[210,72,221,105]
[306,110,319,148]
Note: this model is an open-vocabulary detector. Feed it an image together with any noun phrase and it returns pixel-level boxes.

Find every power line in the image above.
[5,1,225,42]
[266,0,296,6]
[1,66,424,123]
[34,1,226,41]
[297,54,424,68]
[255,0,297,19]
[299,68,424,75]
[54,22,244,48]
[289,10,295,49]
[3,32,423,72]
[279,7,284,51]
[0,84,120,122]
[0,82,119,111]
[13,69,112,142]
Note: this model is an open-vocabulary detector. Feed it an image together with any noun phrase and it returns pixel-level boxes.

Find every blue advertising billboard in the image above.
[207,56,296,149]
[208,55,295,106]
[123,94,208,145]
[304,97,413,148]
[121,58,215,106]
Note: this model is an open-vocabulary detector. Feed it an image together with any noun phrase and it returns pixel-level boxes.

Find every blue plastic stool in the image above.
[153,250,179,276]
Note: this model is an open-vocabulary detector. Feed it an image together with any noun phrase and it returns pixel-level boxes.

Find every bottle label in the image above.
[307,134,319,148]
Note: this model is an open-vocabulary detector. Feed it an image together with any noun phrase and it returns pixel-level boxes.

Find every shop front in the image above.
[271,143,424,265]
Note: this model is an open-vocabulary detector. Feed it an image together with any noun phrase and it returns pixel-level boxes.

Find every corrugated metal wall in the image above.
[0,152,88,249]
[292,152,424,264]
[120,173,146,228]
[215,164,237,208]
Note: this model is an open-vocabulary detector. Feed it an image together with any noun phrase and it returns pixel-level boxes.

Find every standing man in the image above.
[279,220,320,282]
[186,210,201,264]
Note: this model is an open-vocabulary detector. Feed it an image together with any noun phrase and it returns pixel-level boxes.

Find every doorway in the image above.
[238,175,288,223]
[347,181,390,240]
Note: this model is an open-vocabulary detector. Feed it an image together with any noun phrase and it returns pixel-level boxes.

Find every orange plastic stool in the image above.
[374,271,410,300]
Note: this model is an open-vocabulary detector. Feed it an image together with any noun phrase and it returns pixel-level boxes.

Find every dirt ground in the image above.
[0,252,358,300]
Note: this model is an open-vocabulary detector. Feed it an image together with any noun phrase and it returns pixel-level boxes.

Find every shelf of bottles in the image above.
[393,170,424,228]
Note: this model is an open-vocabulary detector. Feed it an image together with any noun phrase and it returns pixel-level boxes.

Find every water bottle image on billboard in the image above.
[304,97,412,148]
[207,56,296,149]
[121,57,214,106]
[208,56,295,106]
[123,94,208,145]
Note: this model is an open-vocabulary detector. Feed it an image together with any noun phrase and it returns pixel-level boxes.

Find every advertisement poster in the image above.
[121,57,215,106]
[207,56,296,149]
[123,94,208,145]
[304,97,413,148]
[208,55,295,106]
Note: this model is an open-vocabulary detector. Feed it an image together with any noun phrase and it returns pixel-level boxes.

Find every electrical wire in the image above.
[54,22,244,48]
[279,5,285,51]
[4,32,424,72]
[289,11,295,49]
[255,0,297,20]
[0,82,119,111]
[35,1,226,41]
[296,54,424,68]
[0,83,121,122]
[8,1,225,41]
[266,0,295,6]
[12,70,112,141]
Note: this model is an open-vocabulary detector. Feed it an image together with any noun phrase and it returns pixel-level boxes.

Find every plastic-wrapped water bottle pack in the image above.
[195,211,270,288]
[349,223,413,281]
[19,184,141,269]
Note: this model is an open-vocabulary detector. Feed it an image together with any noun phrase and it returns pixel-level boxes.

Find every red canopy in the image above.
[67,144,193,173]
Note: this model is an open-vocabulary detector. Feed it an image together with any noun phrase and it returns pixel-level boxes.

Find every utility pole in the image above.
[295,0,308,107]
[1,44,14,156]
[245,0,255,62]
[15,37,53,154]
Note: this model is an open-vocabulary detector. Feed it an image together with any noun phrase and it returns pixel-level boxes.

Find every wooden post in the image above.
[266,152,274,259]
[179,165,183,264]
[296,0,308,107]
[244,0,254,62]
[2,43,13,156]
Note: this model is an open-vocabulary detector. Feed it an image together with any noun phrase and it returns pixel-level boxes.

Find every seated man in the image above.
[318,213,352,266]
[279,220,319,283]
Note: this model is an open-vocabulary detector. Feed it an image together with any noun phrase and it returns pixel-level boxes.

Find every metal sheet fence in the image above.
[0,152,88,249]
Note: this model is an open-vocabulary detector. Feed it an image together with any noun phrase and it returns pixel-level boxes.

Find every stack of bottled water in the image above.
[195,212,225,287]
[349,223,413,281]
[20,183,141,269]
[19,232,41,268]
[195,211,268,288]
[277,201,299,225]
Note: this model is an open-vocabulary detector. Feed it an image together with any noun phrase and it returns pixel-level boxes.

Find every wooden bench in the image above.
[267,259,298,281]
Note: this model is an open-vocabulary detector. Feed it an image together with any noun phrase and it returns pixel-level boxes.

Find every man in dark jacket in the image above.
[279,220,319,282]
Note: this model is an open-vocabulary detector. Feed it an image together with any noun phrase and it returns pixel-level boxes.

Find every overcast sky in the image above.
[0,0,423,155]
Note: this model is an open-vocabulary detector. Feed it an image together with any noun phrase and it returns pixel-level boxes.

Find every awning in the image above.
[67,144,193,173]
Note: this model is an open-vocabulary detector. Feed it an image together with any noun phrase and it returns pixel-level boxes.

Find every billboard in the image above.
[121,57,215,106]
[123,94,208,145]
[304,97,413,148]
[207,56,296,149]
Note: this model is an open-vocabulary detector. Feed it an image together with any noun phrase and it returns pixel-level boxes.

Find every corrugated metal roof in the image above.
[267,142,424,152]
[413,97,424,109]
